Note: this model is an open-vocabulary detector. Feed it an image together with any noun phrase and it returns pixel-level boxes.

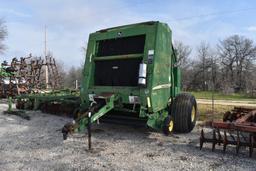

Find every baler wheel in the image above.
[163,115,174,135]
[171,93,197,133]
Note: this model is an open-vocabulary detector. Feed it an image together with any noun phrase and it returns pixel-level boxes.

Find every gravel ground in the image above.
[0,99,256,171]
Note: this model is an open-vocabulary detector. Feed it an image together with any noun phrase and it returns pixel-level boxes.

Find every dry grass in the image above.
[197,104,234,121]
[190,91,256,101]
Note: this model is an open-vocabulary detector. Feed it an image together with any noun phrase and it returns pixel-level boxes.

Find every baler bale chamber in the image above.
[62,21,197,139]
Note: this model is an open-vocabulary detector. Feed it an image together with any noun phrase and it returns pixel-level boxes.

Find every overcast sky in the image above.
[0,0,256,68]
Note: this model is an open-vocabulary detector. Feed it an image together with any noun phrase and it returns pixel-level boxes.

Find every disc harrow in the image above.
[200,107,256,157]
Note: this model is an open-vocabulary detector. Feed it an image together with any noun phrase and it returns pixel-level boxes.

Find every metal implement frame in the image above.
[16,89,80,116]
[200,107,256,157]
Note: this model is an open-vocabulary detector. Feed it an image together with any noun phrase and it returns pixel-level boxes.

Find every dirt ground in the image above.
[1,100,256,171]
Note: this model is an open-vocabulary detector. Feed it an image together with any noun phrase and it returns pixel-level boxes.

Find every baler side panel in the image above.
[139,27,157,110]
[151,23,172,112]
[173,66,181,96]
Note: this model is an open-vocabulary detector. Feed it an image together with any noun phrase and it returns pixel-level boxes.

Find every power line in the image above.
[169,8,256,22]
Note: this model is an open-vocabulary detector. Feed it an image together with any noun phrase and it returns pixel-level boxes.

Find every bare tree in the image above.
[174,35,256,94]
[0,19,7,53]
[174,41,192,68]
[189,42,213,91]
[218,35,256,92]
[55,59,66,88]
[64,66,83,89]
[173,41,192,90]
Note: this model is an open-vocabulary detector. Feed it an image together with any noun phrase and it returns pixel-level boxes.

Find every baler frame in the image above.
[62,21,197,143]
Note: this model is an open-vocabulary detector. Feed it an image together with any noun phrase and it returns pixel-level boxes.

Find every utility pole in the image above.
[44,25,49,89]
[75,80,78,90]
[211,57,215,121]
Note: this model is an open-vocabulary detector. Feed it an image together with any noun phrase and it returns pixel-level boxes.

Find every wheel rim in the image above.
[191,106,196,122]
[168,120,174,132]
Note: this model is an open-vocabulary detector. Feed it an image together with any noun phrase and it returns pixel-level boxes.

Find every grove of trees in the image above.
[176,35,256,96]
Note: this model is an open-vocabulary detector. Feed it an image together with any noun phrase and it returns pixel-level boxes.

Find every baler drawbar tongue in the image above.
[62,93,117,149]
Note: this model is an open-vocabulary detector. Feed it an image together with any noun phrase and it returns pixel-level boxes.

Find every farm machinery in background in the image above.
[0,54,81,116]
[16,89,80,117]
[0,54,61,97]
[200,107,256,157]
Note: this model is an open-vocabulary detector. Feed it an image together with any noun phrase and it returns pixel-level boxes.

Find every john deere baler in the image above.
[62,21,197,139]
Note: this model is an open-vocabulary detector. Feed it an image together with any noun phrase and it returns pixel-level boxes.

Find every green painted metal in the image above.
[16,89,80,111]
[8,96,13,112]
[0,65,13,78]
[146,109,169,130]
[79,21,181,130]
[174,67,181,95]
[77,94,116,132]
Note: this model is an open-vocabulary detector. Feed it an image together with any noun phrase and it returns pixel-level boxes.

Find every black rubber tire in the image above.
[171,93,197,133]
[163,115,174,136]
